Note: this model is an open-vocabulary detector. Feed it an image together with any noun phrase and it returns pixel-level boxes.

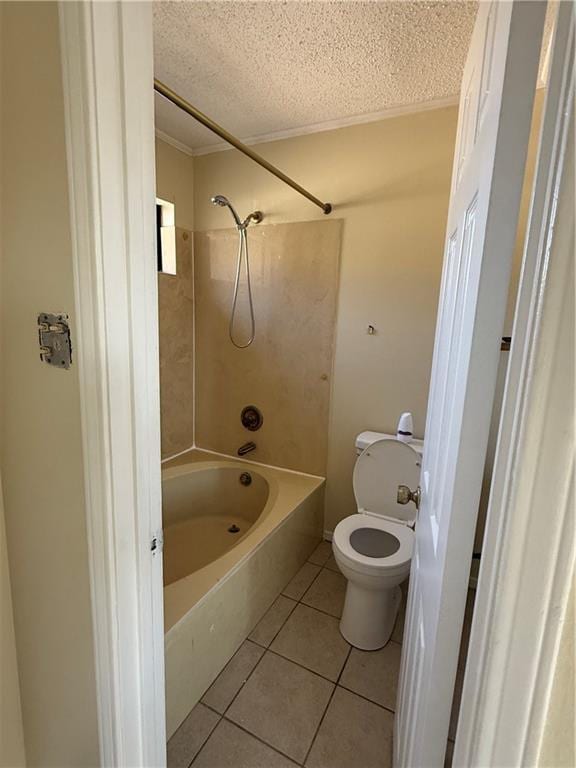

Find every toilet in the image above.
[332,431,423,650]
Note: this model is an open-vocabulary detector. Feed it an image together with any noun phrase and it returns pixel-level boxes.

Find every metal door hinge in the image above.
[150,532,164,555]
[38,312,72,369]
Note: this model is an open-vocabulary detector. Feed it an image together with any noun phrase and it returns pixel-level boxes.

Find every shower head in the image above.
[210,194,242,228]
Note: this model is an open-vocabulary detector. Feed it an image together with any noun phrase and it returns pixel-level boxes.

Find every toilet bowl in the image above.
[332,435,422,650]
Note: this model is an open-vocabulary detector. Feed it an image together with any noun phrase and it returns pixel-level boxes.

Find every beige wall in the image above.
[538,576,575,767]
[194,107,458,530]
[0,479,25,767]
[0,3,99,765]
[158,228,195,458]
[155,138,195,230]
[0,7,25,765]
[195,221,341,474]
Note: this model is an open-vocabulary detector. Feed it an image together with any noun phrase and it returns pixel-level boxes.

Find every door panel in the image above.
[393,3,546,766]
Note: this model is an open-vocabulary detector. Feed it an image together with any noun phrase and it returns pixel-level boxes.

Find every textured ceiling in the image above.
[153,1,555,154]
[153,1,478,152]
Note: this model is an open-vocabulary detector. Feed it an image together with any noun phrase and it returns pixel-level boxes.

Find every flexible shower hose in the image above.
[229,226,255,348]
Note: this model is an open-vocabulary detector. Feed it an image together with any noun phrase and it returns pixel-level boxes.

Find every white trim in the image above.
[155,128,196,157]
[59,3,166,766]
[158,95,460,157]
[454,5,574,766]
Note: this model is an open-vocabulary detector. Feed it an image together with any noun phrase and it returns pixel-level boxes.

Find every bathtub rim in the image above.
[162,462,278,584]
[162,444,326,481]
[162,452,324,635]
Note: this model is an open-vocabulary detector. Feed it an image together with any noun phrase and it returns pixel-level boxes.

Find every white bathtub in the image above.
[162,449,324,738]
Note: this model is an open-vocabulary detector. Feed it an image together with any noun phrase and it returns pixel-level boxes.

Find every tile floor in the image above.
[168,540,406,768]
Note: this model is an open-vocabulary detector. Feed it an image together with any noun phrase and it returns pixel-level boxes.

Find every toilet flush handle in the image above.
[397,484,421,511]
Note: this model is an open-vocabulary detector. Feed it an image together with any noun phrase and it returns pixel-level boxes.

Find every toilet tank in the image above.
[355,430,424,457]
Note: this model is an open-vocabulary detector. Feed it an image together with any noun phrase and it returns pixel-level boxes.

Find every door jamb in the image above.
[455,5,574,765]
[59,2,166,766]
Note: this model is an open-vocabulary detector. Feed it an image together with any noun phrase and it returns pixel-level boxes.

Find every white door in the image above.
[394,3,546,766]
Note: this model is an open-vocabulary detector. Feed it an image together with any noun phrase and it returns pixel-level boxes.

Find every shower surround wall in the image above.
[155,136,196,459]
[158,228,195,459]
[194,220,341,476]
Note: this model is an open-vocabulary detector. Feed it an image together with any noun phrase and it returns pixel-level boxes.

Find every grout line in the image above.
[187,555,403,766]
[219,594,299,718]
[280,554,324,602]
[262,597,299,649]
[184,708,222,768]
[302,685,337,766]
[221,716,305,766]
[189,556,403,762]
[336,682,396,716]
[264,644,398,717]
[200,701,222,717]
[302,642,352,766]
[265,646,342,686]
[299,600,342,621]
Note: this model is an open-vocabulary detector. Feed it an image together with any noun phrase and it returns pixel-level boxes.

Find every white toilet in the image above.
[332,432,423,650]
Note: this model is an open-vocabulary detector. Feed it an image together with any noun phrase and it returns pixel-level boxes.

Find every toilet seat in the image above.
[333,513,413,576]
[353,437,421,526]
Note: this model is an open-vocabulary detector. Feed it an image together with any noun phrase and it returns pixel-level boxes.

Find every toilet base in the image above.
[339,583,401,650]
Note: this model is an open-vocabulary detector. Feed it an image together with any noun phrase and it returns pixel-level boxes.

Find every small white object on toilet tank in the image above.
[396,412,414,443]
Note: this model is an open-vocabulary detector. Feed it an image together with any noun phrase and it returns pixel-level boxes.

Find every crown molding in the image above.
[155,95,461,158]
[154,128,195,157]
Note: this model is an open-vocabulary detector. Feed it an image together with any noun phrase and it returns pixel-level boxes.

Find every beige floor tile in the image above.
[308,541,333,566]
[167,703,220,768]
[324,553,340,573]
[339,642,402,711]
[306,687,393,768]
[302,568,347,618]
[192,719,298,768]
[271,603,350,681]
[201,640,264,714]
[282,562,321,600]
[227,651,334,763]
[249,595,297,647]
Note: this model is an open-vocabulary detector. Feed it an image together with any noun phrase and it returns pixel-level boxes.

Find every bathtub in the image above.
[162,449,324,738]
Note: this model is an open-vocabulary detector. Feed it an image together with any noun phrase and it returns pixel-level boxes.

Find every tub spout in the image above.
[238,441,256,456]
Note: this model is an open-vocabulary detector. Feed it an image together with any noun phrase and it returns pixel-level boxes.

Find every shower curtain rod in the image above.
[154,79,333,215]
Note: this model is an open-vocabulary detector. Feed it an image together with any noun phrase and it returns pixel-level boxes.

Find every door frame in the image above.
[57,1,572,765]
[59,3,165,766]
[455,5,574,765]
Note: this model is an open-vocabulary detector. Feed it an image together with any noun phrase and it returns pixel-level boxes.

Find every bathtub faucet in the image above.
[238,441,256,456]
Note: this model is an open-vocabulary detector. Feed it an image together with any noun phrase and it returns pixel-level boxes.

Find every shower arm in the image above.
[154,78,333,215]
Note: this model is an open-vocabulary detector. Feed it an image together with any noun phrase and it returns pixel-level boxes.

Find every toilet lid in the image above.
[353,438,422,525]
